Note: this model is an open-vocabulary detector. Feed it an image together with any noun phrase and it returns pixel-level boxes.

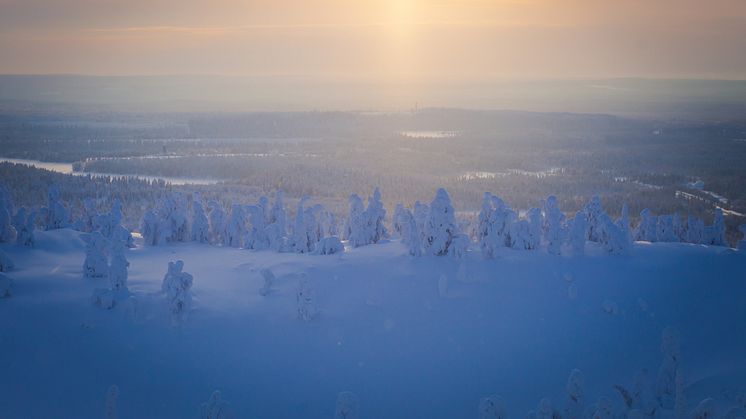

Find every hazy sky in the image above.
[1,0,745,80]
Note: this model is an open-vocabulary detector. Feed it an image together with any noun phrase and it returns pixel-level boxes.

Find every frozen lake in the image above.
[0,157,219,185]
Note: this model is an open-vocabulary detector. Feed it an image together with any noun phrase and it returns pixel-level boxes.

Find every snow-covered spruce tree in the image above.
[225,204,246,248]
[392,203,407,237]
[244,204,268,250]
[46,184,69,230]
[478,193,514,257]
[509,219,532,250]
[568,212,587,256]
[108,241,129,295]
[105,385,118,419]
[616,204,632,244]
[405,209,423,256]
[14,208,36,247]
[592,397,614,419]
[97,200,134,248]
[689,398,716,419]
[564,369,584,419]
[527,207,542,250]
[141,210,160,246]
[478,394,506,419]
[200,390,232,419]
[686,215,704,244]
[543,195,566,254]
[271,190,287,232]
[83,231,109,279]
[318,207,338,238]
[674,367,687,419]
[655,327,680,408]
[344,194,367,247]
[207,200,227,245]
[334,391,360,419]
[0,249,14,272]
[264,192,288,251]
[161,260,194,324]
[635,209,658,242]
[0,272,12,298]
[191,200,210,243]
[290,197,314,253]
[583,196,604,242]
[296,274,317,321]
[259,268,274,296]
[656,215,678,242]
[0,186,16,243]
[365,187,387,244]
[738,224,746,250]
[79,198,98,233]
[703,208,726,246]
[672,213,685,242]
[424,188,460,256]
[599,214,629,254]
[413,201,429,241]
[535,398,555,419]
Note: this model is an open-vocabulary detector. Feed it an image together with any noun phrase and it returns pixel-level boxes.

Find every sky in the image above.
[1,0,745,80]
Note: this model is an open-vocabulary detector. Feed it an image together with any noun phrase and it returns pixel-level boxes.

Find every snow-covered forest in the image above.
[1,158,745,417]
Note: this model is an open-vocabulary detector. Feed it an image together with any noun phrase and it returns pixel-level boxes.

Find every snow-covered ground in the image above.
[1,229,745,418]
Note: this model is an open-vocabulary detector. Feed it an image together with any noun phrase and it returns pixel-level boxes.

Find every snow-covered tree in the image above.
[656,215,678,242]
[0,272,12,297]
[14,208,36,247]
[565,369,585,419]
[689,398,716,419]
[592,397,614,419]
[0,250,13,272]
[225,204,246,248]
[191,200,210,243]
[316,236,344,255]
[141,194,189,246]
[263,192,289,251]
[686,215,704,244]
[479,395,506,419]
[105,385,118,419]
[656,327,680,408]
[536,398,555,419]
[478,193,514,257]
[162,260,194,324]
[543,196,566,254]
[334,391,360,419]
[290,197,315,253]
[83,231,109,279]
[424,188,460,256]
[365,187,387,244]
[108,242,129,295]
[703,208,725,246]
[46,184,69,230]
[296,274,317,321]
[259,268,274,296]
[200,390,232,419]
[527,207,542,250]
[599,214,630,254]
[568,212,587,256]
[97,200,134,248]
[449,233,470,258]
[344,194,367,247]
[636,209,658,242]
[405,209,423,256]
[510,219,532,250]
[583,196,604,242]
[244,204,268,250]
[207,200,227,244]
[392,203,407,237]
[0,186,16,243]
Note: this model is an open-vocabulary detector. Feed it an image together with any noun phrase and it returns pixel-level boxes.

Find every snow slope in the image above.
[1,229,745,418]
